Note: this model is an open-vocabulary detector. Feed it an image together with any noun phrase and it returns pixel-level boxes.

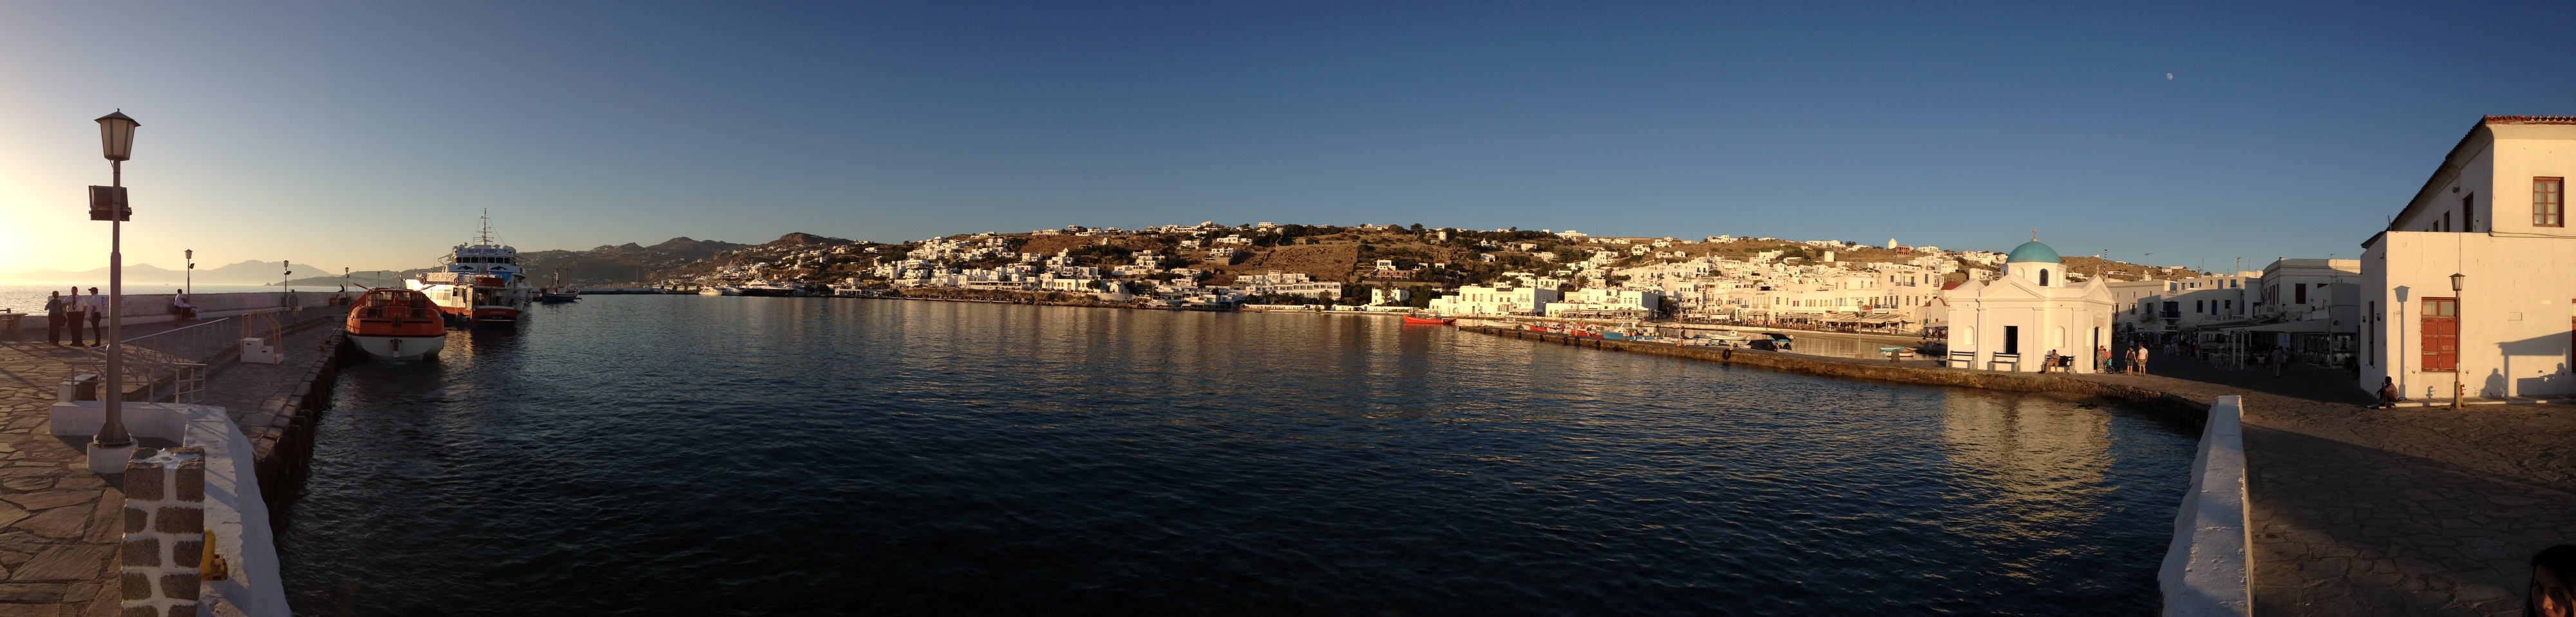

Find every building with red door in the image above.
[2360,115,2576,400]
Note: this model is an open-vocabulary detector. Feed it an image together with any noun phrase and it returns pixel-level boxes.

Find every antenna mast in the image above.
[477,209,495,245]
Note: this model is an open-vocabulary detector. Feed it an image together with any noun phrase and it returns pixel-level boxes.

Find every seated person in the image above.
[168,290,196,321]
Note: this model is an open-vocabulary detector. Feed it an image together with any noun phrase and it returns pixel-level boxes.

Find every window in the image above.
[2541,178,2565,227]
[2464,193,2477,232]
[2196,300,2204,313]
[2422,298,2458,372]
[2038,269,2050,286]
[2295,283,2307,305]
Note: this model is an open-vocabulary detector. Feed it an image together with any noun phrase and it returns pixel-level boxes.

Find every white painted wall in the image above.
[2362,231,2576,398]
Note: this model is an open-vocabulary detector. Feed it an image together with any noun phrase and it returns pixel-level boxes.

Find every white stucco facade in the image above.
[1942,241,2118,372]
[2358,115,2576,399]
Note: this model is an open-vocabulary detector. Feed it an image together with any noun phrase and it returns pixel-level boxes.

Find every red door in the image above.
[2422,298,2458,373]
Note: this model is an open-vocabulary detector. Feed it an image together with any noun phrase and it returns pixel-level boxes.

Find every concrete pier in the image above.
[0,310,341,615]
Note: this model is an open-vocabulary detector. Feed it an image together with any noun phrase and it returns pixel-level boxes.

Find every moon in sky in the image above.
[2167,73,2174,79]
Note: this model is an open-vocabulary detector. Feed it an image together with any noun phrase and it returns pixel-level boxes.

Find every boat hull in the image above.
[348,333,446,360]
[1401,316,1456,325]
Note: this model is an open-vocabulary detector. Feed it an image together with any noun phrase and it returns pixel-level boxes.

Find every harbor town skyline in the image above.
[6,1,2574,275]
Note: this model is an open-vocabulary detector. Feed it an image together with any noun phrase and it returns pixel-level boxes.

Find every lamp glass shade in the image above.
[95,111,139,161]
[2449,272,2465,292]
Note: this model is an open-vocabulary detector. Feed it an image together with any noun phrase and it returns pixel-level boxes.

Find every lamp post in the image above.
[86,111,139,473]
[2451,272,2465,409]
[184,249,193,296]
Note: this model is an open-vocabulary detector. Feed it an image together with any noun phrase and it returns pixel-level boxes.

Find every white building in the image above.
[1544,288,1661,319]
[1941,240,2117,372]
[2360,115,2576,399]
[1428,285,1559,316]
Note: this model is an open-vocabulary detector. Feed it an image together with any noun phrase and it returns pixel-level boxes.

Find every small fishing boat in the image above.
[1402,315,1456,325]
[345,288,447,360]
[537,270,580,303]
[699,285,742,296]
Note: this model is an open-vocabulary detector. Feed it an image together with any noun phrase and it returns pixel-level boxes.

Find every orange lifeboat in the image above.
[346,288,448,360]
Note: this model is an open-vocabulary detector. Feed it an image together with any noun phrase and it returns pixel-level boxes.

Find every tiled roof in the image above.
[2483,115,2576,125]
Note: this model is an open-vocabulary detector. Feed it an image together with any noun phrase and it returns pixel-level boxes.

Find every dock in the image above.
[0,296,345,615]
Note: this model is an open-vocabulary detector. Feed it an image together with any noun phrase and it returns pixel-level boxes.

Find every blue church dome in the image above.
[2005,240,2061,263]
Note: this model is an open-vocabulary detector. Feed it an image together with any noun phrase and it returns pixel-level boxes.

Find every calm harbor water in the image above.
[278,296,2196,616]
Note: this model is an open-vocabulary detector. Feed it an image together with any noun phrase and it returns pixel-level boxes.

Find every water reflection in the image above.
[283,297,2195,616]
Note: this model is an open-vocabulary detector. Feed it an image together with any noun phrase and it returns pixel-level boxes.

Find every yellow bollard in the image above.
[200,528,229,580]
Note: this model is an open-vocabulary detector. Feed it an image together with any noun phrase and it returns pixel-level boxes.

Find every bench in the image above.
[1946,350,1976,368]
[0,310,19,339]
[1990,353,2021,372]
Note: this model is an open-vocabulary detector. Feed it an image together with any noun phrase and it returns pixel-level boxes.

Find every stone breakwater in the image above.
[1459,326,2211,419]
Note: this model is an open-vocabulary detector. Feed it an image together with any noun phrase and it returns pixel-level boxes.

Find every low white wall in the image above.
[2158,395,2251,616]
[8,291,341,334]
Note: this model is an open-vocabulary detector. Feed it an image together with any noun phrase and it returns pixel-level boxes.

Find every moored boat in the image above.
[406,212,533,327]
[1402,315,1456,325]
[538,270,581,303]
[345,288,447,360]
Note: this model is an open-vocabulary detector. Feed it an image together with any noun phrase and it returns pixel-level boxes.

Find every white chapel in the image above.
[1942,239,2117,372]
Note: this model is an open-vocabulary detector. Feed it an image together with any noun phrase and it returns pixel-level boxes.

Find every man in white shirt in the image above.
[169,289,196,322]
[63,287,87,346]
[85,287,106,346]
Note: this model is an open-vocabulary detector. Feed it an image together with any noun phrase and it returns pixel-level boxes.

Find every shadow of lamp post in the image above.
[85,110,138,473]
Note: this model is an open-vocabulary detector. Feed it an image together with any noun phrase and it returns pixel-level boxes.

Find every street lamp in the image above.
[2451,272,2465,409]
[85,110,138,474]
[184,249,193,296]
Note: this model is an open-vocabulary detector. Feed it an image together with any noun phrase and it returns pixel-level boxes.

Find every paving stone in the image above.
[5,546,106,582]
[2,511,80,542]
[0,585,64,603]
[0,497,83,516]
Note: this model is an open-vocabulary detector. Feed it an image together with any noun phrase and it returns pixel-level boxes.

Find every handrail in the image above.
[122,314,237,344]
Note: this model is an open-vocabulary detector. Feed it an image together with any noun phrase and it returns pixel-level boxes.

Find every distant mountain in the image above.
[4,259,358,285]
[763,233,852,247]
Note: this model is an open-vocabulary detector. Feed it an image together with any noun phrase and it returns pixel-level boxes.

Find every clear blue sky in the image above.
[4,1,2570,275]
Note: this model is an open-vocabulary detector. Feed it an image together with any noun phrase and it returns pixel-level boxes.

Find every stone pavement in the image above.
[0,315,339,616]
[0,338,142,616]
[2068,357,2576,616]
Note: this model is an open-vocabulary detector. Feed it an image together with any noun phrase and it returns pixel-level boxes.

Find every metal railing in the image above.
[115,307,324,365]
[66,360,208,404]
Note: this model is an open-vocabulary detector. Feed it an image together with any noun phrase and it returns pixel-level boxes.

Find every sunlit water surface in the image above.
[278,296,2195,616]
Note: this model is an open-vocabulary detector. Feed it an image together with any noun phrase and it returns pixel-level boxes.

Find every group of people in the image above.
[39,287,199,347]
[40,288,107,347]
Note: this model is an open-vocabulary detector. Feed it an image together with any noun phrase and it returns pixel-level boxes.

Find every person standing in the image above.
[2134,345,2150,375]
[86,287,106,346]
[64,286,88,346]
[2272,346,2286,377]
[43,291,65,345]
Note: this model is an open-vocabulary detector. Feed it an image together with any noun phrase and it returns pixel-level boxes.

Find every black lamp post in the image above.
[86,111,139,473]
[2451,272,2465,409]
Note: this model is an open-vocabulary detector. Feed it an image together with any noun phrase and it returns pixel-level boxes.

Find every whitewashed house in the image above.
[1428,285,1559,316]
[2360,115,2576,399]
[1941,240,2117,372]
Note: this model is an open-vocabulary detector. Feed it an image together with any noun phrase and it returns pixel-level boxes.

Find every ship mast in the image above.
[476,209,495,246]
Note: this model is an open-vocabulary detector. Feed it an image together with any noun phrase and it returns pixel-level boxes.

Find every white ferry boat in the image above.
[407,212,533,327]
